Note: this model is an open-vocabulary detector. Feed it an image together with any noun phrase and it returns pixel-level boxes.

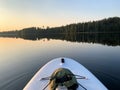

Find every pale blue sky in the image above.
[0,0,120,31]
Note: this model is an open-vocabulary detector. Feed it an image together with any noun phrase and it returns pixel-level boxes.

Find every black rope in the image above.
[67,74,87,90]
[78,83,87,90]
[40,76,51,80]
[66,74,87,79]
[42,81,51,90]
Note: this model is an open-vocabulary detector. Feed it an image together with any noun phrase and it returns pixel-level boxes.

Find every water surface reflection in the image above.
[0,37,120,90]
[1,33,120,46]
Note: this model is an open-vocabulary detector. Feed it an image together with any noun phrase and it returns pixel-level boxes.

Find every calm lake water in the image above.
[0,35,120,90]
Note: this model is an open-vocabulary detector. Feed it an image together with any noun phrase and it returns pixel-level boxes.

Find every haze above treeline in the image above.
[0,17,120,35]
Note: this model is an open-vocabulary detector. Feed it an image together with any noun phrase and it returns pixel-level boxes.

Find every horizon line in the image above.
[0,16,119,32]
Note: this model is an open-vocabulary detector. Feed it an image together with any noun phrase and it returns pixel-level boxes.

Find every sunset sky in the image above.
[0,0,120,31]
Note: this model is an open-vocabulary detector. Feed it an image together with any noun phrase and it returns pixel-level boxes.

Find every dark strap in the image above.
[78,83,87,90]
[42,81,51,90]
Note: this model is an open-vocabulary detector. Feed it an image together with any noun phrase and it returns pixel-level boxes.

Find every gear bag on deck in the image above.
[49,68,78,90]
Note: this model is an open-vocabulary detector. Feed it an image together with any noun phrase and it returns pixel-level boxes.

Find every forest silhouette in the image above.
[0,17,120,46]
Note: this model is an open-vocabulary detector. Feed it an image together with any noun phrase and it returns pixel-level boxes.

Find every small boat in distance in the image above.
[23,57,108,90]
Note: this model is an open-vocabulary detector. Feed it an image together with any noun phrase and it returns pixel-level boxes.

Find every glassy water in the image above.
[0,35,120,90]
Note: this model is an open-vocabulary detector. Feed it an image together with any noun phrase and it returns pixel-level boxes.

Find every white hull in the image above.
[23,57,108,90]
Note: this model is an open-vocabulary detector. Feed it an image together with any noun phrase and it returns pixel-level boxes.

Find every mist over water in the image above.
[0,34,120,90]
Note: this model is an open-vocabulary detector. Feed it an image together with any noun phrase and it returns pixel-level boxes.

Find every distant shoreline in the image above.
[0,17,120,33]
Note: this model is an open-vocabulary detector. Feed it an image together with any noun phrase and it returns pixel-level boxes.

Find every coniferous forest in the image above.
[0,17,120,46]
[18,17,120,35]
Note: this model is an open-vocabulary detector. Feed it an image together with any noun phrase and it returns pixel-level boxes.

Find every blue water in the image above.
[0,38,120,90]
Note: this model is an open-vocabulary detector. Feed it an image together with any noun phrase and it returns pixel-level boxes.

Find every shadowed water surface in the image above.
[0,35,120,90]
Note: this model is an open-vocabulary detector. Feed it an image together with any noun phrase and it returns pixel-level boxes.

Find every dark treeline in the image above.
[0,17,120,46]
[0,17,120,35]
[18,17,120,36]
[0,30,18,37]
